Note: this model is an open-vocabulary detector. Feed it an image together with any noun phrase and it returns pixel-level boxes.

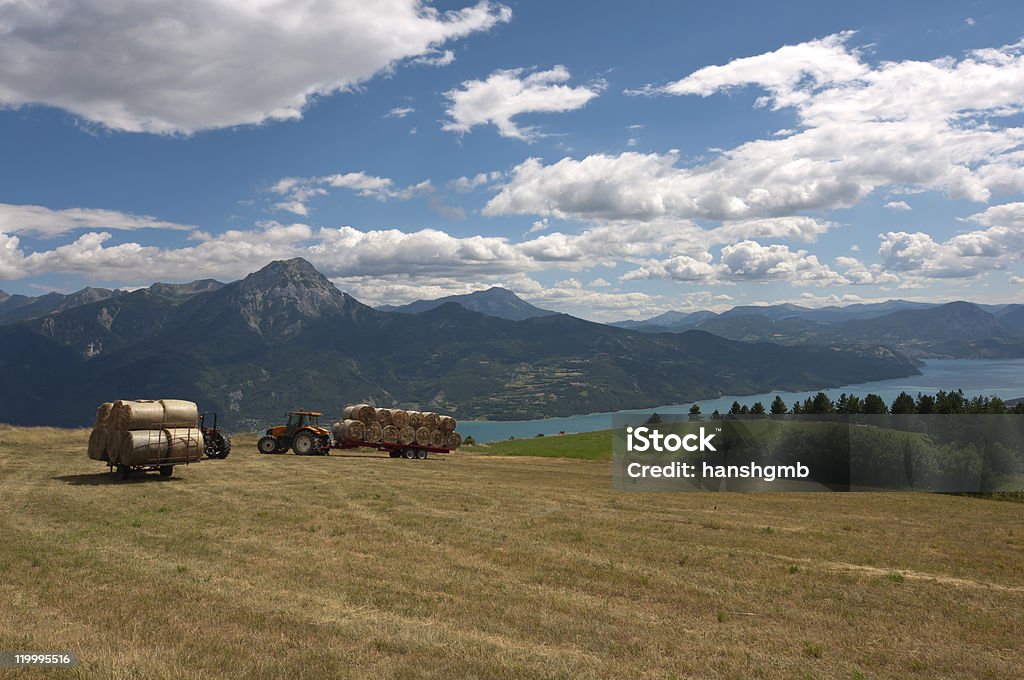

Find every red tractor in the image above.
[200,411,232,459]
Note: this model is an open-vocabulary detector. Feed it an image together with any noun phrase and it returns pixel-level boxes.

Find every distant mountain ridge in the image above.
[378,287,554,321]
[614,300,1023,359]
[0,258,919,428]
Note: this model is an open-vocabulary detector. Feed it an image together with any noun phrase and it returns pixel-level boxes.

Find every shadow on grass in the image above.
[325,452,448,462]
[53,472,183,486]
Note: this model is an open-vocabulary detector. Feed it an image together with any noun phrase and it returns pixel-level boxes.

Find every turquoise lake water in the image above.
[458,358,1024,442]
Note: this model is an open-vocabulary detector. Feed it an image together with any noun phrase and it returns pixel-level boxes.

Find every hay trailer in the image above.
[331,437,451,460]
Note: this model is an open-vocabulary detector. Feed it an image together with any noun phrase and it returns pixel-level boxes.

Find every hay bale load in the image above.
[87,398,204,472]
[336,403,461,453]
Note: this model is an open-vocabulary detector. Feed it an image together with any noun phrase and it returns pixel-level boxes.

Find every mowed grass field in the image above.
[1,425,1023,679]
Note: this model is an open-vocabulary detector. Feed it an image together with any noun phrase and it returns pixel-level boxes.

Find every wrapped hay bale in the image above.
[421,412,440,430]
[382,424,399,444]
[95,402,114,429]
[87,428,108,462]
[398,425,415,445]
[446,432,462,450]
[407,411,423,428]
[112,430,168,466]
[341,406,354,420]
[430,429,445,448]
[376,408,393,427]
[336,419,366,442]
[160,399,198,426]
[112,400,165,430]
[438,415,456,433]
[390,410,409,428]
[415,426,431,447]
[164,428,204,463]
[365,421,383,443]
[348,403,377,426]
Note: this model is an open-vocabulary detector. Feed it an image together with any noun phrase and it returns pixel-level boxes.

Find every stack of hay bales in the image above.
[87,399,204,466]
[332,404,463,449]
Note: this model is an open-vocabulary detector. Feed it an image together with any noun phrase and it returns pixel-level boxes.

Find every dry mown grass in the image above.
[0,424,1022,678]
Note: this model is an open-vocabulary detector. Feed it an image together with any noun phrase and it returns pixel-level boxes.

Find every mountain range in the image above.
[378,286,554,320]
[0,259,919,428]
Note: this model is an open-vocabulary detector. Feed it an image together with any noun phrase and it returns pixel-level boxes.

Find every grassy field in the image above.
[1,425,1023,678]
[463,429,611,459]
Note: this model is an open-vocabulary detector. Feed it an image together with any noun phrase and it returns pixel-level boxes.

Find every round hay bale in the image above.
[338,419,366,442]
[95,402,113,429]
[365,421,383,443]
[341,406,354,420]
[382,425,399,444]
[348,403,377,426]
[390,410,409,428]
[438,415,456,433]
[113,400,165,430]
[376,408,393,427]
[415,426,431,447]
[160,399,198,426]
[118,430,169,466]
[164,428,204,463]
[407,411,423,428]
[430,429,445,448]
[398,425,415,445]
[421,412,440,430]
[87,428,108,461]
[446,432,462,450]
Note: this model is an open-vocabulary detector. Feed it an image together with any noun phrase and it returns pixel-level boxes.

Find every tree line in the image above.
[675,389,1024,420]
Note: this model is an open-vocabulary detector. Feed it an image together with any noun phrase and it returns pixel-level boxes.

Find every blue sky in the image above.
[1,0,1023,320]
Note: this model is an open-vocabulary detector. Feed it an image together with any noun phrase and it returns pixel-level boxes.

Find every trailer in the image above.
[331,438,451,459]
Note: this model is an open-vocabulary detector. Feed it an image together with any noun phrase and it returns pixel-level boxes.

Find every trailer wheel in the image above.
[389,450,401,458]
[159,465,174,477]
[416,449,428,460]
[115,464,130,480]
[257,436,278,454]
[403,448,416,459]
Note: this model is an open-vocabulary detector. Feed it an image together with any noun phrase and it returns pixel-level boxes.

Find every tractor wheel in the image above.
[218,435,232,459]
[207,434,231,459]
[159,465,174,477]
[293,432,315,455]
[257,436,278,454]
[416,449,428,460]
[403,448,416,459]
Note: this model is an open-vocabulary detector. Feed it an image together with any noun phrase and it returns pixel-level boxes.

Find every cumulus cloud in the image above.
[449,170,503,192]
[488,34,1024,222]
[442,66,604,140]
[0,0,510,134]
[271,171,432,215]
[884,200,912,211]
[877,203,1024,279]
[0,203,194,238]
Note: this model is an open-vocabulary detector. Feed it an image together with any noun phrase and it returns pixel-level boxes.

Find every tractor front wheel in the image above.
[293,432,315,455]
[257,436,279,454]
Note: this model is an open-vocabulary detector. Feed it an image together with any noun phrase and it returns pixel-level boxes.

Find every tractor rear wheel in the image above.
[293,432,315,455]
[257,436,278,454]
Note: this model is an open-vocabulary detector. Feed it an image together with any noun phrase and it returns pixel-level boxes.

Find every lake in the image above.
[458,358,1024,442]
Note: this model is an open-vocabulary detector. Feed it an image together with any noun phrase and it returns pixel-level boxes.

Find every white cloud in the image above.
[271,171,432,215]
[0,1,510,134]
[385,107,415,118]
[527,218,550,234]
[489,34,1024,223]
[884,200,912,211]
[412,49,456,67]
[1010,275,1024,284]
[626,137,639,147]
[449,171,503,192]
[873,201,1024,281]
[442,66,603,140]
[965,17,976,27]
[717,241,845,285]
[0,203,193,238]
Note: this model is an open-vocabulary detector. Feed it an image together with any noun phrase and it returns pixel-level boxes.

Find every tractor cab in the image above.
[258,411,331,455]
